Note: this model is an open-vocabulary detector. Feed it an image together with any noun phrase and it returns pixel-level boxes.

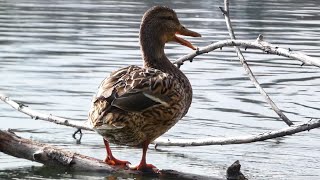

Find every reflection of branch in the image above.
[1,93,319,147]
[0,130,222,180]
[154,119,320,146]
[220,0,293,126]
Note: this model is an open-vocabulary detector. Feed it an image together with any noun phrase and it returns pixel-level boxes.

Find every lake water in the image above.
[0,0,320,179]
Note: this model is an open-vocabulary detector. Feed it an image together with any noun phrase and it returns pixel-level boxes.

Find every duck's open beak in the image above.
[173,25,201,50]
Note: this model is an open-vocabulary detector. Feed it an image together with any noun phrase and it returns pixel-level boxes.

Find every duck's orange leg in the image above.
[103,138,130,167]
[130,141,158,173]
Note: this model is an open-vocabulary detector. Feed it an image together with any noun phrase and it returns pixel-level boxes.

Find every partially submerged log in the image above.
[0,130,113,173]
[1,129,240,180]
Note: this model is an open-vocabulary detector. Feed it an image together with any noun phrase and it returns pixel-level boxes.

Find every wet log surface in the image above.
[0,130,246,179]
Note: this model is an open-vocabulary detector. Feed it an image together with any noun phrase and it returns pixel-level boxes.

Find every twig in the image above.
[0,93,92,131]
[72,128,83,144]
[0,130,223,180]
[220,0,293,126]
[1,93,319,147]
[153,119,320,146]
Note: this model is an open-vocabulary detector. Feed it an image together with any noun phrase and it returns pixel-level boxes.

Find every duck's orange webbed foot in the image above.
[130,163,159,173]
[103,139,130,167]
[104,156,131,167]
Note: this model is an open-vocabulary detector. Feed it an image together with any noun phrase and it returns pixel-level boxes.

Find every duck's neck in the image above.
[140,28,177,74]
[139,25,192,117]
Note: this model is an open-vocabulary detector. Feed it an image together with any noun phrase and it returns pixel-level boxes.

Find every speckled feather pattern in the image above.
[88,65,192,146]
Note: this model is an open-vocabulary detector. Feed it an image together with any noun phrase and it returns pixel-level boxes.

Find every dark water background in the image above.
[1,0,320,179]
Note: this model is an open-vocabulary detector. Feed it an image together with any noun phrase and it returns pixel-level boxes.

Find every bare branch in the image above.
[221,0,293,126]
[173,39,320,68]
[153,119,320,147]
[0,93,92,131]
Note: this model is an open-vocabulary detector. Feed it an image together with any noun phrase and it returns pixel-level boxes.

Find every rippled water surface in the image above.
[1,0,320,179]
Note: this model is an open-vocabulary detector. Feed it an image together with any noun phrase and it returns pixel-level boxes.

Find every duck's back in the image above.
[88,65,191,146]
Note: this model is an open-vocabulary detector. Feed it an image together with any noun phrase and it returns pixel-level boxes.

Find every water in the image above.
[0,0,320,179]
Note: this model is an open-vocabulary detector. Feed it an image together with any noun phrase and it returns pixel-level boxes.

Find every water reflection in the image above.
[1,0,320,179]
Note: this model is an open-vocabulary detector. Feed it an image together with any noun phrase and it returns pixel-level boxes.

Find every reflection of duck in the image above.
[88,6,201,172]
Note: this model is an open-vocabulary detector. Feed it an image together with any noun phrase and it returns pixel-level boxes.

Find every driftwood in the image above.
[0,129,245,180]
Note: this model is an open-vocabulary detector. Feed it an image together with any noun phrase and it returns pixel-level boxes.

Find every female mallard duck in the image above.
[88,6,201,172]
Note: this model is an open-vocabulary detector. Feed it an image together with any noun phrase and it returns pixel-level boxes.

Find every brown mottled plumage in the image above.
[88,6,201,172]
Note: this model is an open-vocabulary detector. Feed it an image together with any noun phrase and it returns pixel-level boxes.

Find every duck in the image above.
[88,6,201,172]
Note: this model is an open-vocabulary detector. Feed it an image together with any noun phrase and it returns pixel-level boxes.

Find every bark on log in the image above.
[0,130,228,180]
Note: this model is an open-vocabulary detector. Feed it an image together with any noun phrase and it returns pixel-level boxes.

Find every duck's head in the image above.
[140,6,201,61]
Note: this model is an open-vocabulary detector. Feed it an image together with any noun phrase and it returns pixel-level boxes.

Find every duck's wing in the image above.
[89,65,178,129]
[97,65,175,111]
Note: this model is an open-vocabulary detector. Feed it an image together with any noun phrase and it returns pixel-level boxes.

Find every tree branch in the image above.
[174,38,320,67]
[220,0,293,126]
[174,38,320,68]
[0,93,92,131]
[154,119,320,146]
